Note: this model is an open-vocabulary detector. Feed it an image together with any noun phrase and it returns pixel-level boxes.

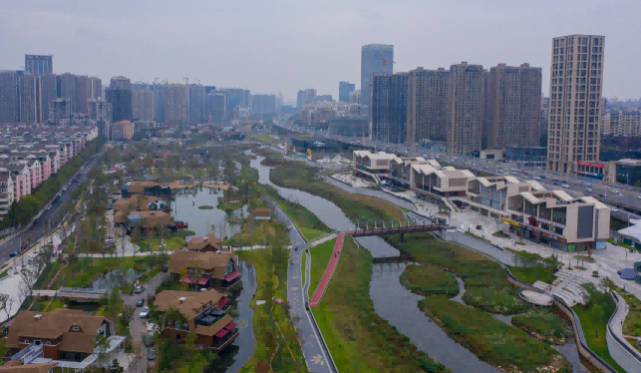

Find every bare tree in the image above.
[0,294,15,321]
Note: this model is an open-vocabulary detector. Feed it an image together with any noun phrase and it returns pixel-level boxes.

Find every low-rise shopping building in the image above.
[505,191,610,251]
[353,151,396,182]
[387,156,440,187]
[462,176,546,218]
[154,289,238,353]
[410,163,475,198]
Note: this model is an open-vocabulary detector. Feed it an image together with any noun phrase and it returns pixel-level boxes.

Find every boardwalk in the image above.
[309,234,345,307]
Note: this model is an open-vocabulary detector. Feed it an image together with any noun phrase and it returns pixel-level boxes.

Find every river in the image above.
[206,260,258,373]
[247,149,587,373]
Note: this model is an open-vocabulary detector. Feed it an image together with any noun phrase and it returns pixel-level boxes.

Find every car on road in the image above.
[10,251,20,257]
[562,184,570,189]
[147,293,156,301]
[135,286,145,294]
[139,307,149,318]
[534,176,541,180]
[143,335,154,347]
[598,193,606,198]
[161,265,169,273]
[136,299,145,307]
[147,347,156,361]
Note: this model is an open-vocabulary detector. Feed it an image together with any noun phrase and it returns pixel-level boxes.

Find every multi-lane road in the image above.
[0,152,102,264]
[272,121,641,220]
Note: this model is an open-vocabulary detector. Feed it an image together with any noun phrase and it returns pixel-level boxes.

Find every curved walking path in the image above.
[271,201,334,373]
[310,234,345,307]
[609,292,641,371]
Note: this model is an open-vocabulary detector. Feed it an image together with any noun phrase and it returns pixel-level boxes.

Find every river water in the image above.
[246,150,587,373]
[169,187,246,241]
[206,260,258,373]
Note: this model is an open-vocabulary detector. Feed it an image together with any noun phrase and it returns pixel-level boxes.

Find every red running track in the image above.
[309,233,345,307]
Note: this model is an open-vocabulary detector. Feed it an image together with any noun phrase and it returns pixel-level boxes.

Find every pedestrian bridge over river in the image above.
[343,217,454,241]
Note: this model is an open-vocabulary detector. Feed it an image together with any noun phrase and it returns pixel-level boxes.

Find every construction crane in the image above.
[183,76,189,86]
[381,56,395,72]
[153,78,159,85]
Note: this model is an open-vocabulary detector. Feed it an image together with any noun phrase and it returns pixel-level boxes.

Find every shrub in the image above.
[476,225,482,230]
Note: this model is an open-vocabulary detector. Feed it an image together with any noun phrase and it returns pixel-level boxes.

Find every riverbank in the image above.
[257,148,404,222]
[420,296,571,373]
[237,248,308,373]
[312,235,449,372]
[387,232,528,314]
[307,238,337,298]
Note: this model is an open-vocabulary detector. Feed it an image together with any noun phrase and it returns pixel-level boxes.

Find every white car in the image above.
[562,184,570,189]
[139,307,149,318]
[534,176,541,180]
[638,195,641,200]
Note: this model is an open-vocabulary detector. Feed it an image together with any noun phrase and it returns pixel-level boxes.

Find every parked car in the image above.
[161,265,169,273]
[136,299,145,307]
[147,347,156,361]
[139,307,149,318]
[135,286,145,294]
[21,243,28,250]
[598,193,606,198]
[586,188,592,193]
[10,251,20,257]
[143,335,154,347]
[147,293,156,301]
[105,239,115,248]
[562,184,570,189]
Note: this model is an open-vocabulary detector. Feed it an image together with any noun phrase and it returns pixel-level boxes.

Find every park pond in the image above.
[247,149,589,373]
[168,187,248,242]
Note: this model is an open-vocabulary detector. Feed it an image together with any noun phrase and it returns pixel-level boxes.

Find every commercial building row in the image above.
[0,124,98,218]
[353,150,610,252]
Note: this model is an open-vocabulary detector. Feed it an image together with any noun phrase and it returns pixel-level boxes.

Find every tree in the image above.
[0,294,14,321]
[109,358,125,373]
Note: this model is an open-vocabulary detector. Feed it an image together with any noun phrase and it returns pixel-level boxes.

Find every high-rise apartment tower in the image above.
[361,44,394,116]
[406,67,450,145]
[485,63,542,150]
[25,55,53,76]
[448,62,485,154]
[547,35,605,173]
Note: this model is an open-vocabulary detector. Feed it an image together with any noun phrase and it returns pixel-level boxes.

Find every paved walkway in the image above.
[273,200,333,372]
[610,293,641,358]
[309,234,344,307]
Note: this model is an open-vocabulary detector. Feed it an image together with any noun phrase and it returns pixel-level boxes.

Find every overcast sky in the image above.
[1,0,639,102]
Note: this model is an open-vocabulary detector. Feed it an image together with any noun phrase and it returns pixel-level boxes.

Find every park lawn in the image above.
[237,248,309,373]
[299,227,326,243]
[507,265,557,285]
[58,255,169,288]
[400,264,459,296]
[265,152,404,222]
[223,219,289,247]
[512,311,570,344]
[573,301,625,373]
[312,236,449,373]
[623,294,641,337]
[307,238,337,298]
[420,297,571,373]
[136,236,186,252]
[387,233,528,314]
[38,298,65,312]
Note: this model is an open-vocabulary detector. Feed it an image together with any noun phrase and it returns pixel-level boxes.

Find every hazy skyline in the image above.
[1,0,639,102]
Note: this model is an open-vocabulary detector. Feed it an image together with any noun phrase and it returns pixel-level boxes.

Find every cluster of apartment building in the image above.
[602,108,641,137]
[353,150,610,251]
[0,124,98,218]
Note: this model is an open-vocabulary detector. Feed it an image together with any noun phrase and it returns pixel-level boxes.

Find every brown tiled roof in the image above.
[113,195,154,212]
[128,181,160,194]
[252,208,272,217]
[133,211,171,228]
[0,362,58,373]
[168,250,234,279]
[155,289,223,320]
[113,211,127,224]
[194,314,234,336]
[5,309,106,352]
[187,233,221,252]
